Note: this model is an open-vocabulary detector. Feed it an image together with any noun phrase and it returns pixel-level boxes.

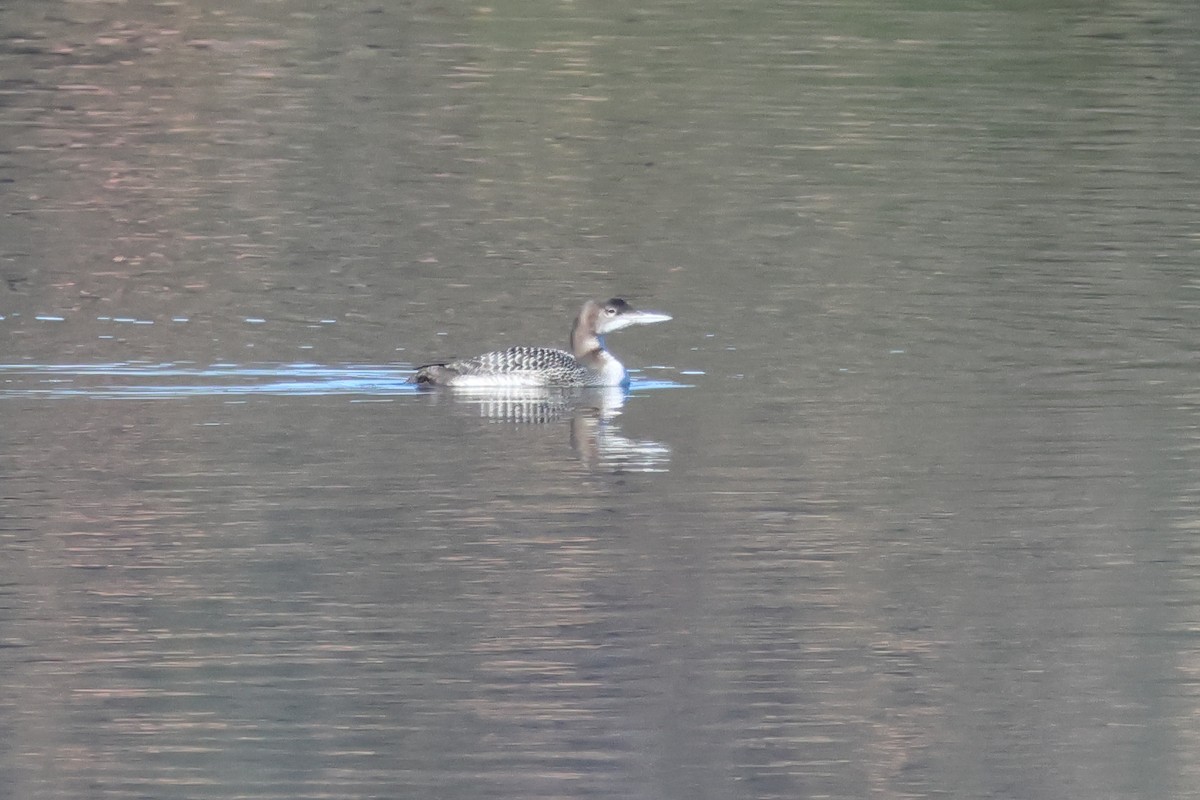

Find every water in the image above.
[3,1,1200,798]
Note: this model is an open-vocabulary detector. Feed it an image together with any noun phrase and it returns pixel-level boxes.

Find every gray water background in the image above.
[2,1,1199,798]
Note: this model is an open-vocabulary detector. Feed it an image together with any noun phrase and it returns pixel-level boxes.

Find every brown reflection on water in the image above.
[3,0,1200,799]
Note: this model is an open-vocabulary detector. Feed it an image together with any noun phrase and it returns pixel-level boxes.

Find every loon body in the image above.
[411,298,671,388]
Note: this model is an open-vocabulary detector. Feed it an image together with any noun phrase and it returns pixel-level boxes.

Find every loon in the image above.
[410,298,671,388]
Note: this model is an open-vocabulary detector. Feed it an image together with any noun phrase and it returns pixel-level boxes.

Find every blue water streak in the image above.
[0,363,692,399]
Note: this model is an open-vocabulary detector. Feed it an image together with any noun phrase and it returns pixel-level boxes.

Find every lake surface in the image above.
[3,1,1200,798]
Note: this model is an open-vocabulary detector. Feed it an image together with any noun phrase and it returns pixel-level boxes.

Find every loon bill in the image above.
[410,298,672,388]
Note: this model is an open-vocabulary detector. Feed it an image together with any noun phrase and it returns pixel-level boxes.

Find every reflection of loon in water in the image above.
[410,298,671,388]
[569,398,671,473]
[425,385,671,472]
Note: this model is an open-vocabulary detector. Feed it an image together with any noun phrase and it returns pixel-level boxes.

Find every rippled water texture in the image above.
[3,1,1200,799]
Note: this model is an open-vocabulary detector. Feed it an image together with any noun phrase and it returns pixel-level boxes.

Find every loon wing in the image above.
[412,347,581,387]
[461,347,578,374]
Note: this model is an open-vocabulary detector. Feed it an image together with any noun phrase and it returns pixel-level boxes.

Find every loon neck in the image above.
[570,301,625,384]
[569,300,606,359]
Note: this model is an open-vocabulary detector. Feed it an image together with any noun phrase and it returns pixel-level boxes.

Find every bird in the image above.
[410,298,671,388]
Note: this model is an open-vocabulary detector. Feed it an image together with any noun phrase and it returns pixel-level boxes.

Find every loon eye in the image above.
[605,306,617,316]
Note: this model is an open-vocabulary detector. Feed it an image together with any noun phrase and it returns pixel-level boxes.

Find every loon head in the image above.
[570,298,672,358]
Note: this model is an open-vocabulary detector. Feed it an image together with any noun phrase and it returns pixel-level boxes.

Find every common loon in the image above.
[410,298,671,388]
